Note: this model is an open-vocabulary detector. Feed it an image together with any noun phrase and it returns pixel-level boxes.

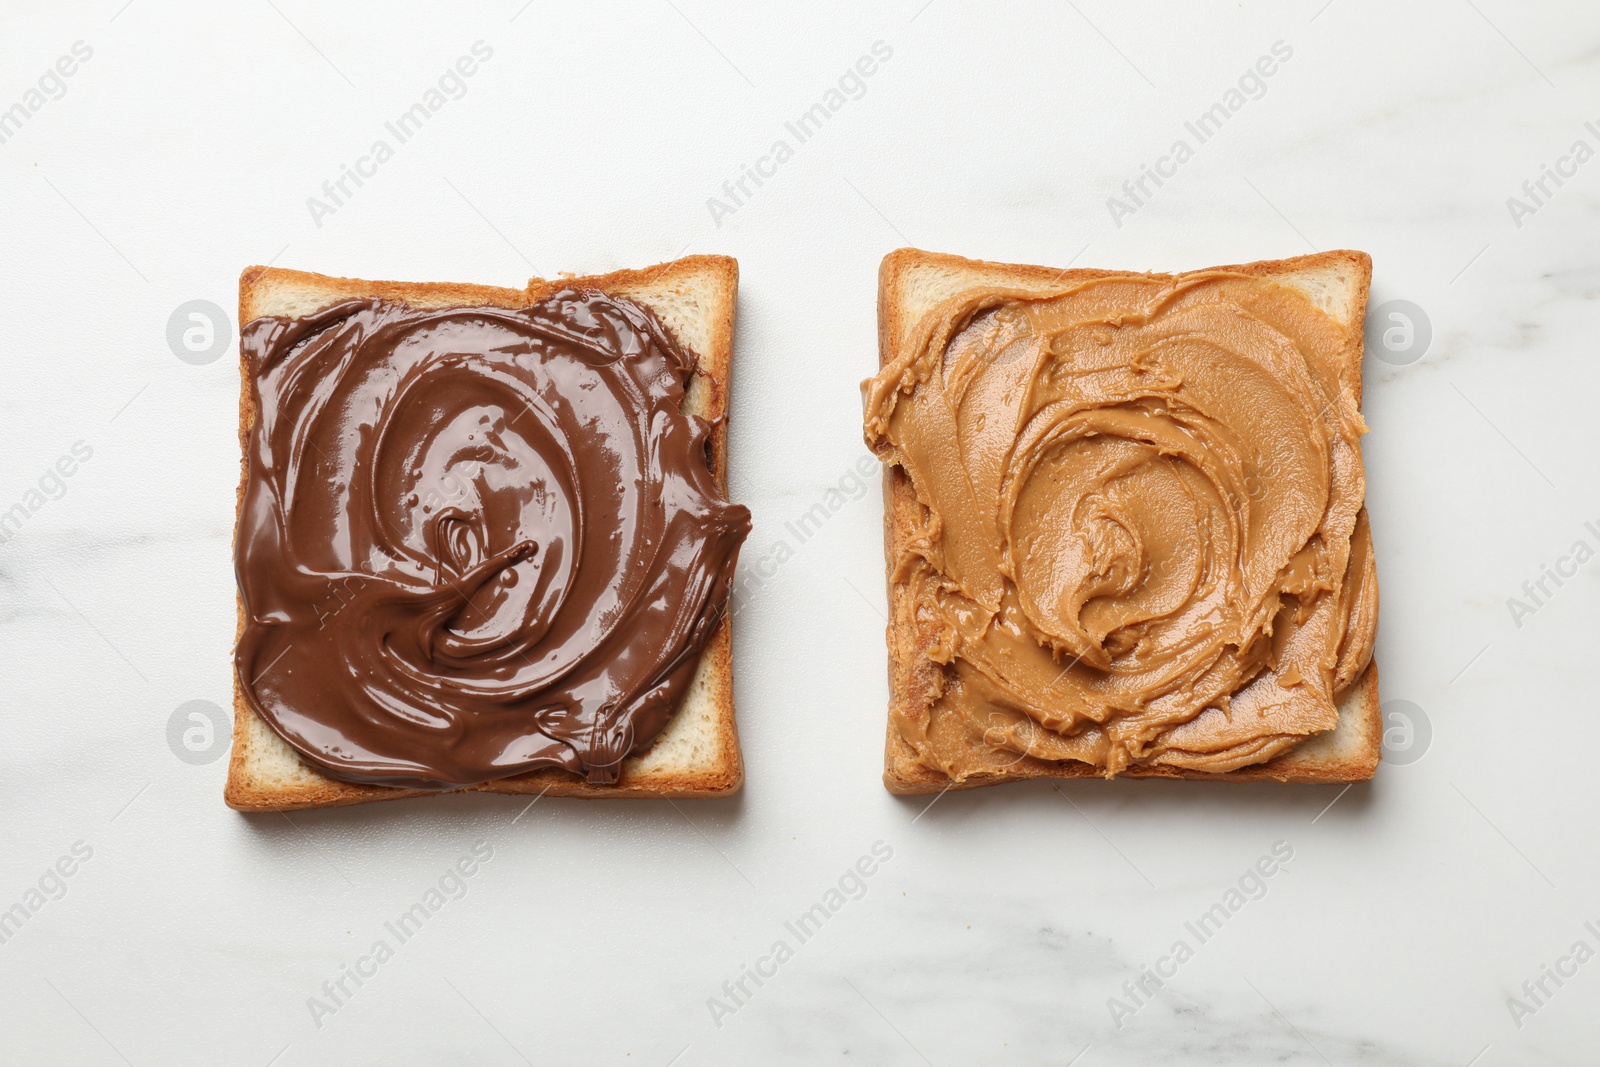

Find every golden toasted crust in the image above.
[875,247,1381,794]
[226,256,743,810]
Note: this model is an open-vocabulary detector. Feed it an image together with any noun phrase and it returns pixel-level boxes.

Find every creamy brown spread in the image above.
[235,291,749,788]
[864,271,1377,778]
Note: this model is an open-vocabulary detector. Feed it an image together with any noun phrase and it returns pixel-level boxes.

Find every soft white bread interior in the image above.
[227,256,743,811]
[876,248,1381,794]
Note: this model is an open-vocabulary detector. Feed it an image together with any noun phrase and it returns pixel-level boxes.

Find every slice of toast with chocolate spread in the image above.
[226,256,746,811]
[868,248,1382,794]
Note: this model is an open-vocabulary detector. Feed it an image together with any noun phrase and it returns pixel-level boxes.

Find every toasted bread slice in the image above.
[226,256,744,811]
[876,248,1381,794]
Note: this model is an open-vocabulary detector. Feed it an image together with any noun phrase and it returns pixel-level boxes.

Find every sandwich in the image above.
[863,248,1380,793]
[227,256,749,810]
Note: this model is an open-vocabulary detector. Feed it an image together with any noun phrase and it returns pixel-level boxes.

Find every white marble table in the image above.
[2,1,1597,1063]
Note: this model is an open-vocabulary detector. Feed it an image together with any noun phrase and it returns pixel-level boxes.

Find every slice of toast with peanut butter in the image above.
[867,248,1381,793]
[226,256,746,811]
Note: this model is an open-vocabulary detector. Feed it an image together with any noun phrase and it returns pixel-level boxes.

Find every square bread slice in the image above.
[876,248,1381,794]
[226,256,743,811]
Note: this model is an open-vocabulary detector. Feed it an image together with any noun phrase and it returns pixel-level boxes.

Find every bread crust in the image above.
[226,257,744,811]
[875,248,1381,794]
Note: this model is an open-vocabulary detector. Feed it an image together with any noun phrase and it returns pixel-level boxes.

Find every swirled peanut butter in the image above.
[235,291,750,789]
[864,269,1377,778]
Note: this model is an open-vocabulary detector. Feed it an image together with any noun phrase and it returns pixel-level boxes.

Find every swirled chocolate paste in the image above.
[864,271,1377,779]
[235,290,750,788]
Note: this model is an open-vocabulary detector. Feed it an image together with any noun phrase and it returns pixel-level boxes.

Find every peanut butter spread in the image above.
[863,270,1377,778]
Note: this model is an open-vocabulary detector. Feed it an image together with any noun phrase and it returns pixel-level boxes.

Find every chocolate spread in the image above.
[235,291,750,788]
[864,270,1377,778]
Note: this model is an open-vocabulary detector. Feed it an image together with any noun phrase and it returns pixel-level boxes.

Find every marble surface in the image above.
[2,1,1598,1063]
